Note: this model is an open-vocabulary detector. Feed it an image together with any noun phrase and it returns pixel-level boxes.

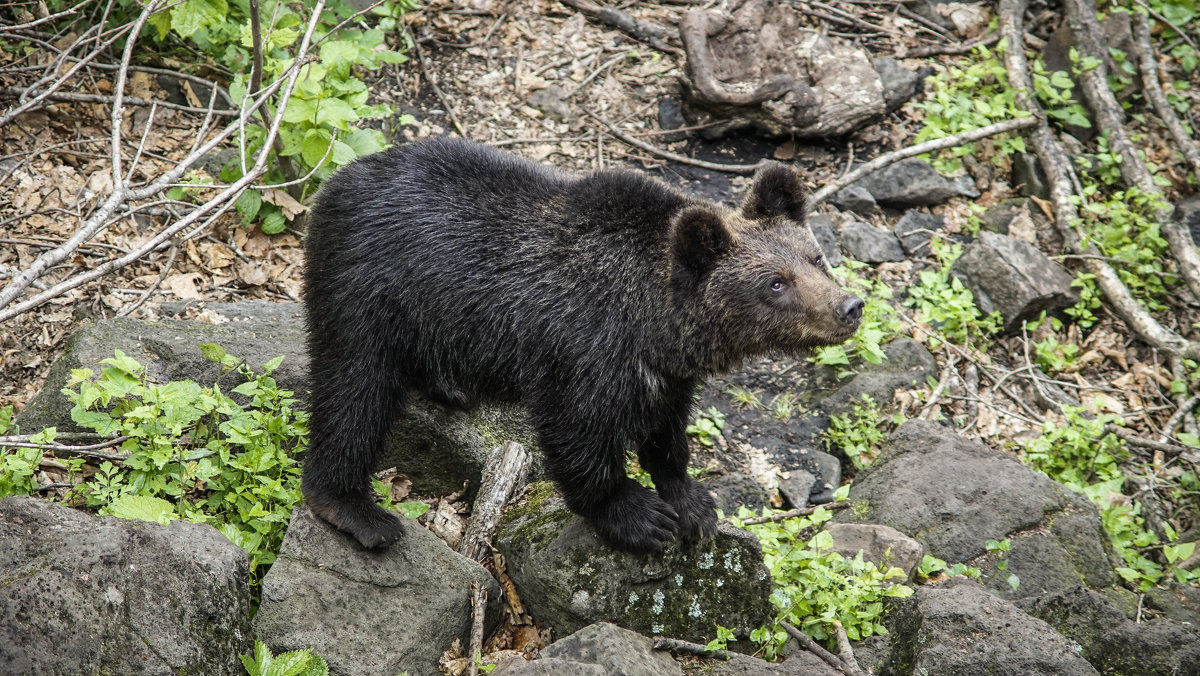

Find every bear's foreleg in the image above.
[302,341,407,549]
[636,394,718,542]
[533,401,680,554]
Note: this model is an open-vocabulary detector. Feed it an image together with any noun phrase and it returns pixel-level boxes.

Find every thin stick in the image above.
[919,355,960,420]
[0,87,238,116]
[467,582,487,676]
[1160,395,1199,443]
[652,637,730,660]
[585,109,765,174]
[414,38,467,137]
[737,501,849,525]
[558,0,681,55]
[1107,424,1198,455]
[459,441,531,562]
[810,116,1037,204]
[781,622,850,675]
[117,243,179,317]
[831,621,865,676]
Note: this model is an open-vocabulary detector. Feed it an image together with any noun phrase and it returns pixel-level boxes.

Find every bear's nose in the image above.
[837,297,864,326]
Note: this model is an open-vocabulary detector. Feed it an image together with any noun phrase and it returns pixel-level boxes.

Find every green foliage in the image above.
[0,444,42,498]
[686,406,726,447]
[825,395,903,470]
[915,554,982,581]
[241,640,329,676]
[59,345,309,588]
[984,538,1020,591]
[704,625,736,653]
[770,392,799,423]
[1140,0,1199,72]
[812,261,901,375]
[1072,183,1173,310]
[904,239,1001,348]
[0,404,12,434]
[732,506,913,659]
[1027,315,1080,374]
[725,387,765,411]
[1025,406,1199,590]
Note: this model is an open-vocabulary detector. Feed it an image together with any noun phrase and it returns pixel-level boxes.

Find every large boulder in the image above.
[850,158,975,208]
[835,420,1120,598]
[494,622,682,676]
[494,483,773,646]
[0,496,253,675]
[15,301,540,498]
[254,505,500,676]
[862,579,1100,675]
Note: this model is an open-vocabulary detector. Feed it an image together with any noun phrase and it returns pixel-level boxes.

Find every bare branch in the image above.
[585,108,765,174]
[1132,10,1200,180]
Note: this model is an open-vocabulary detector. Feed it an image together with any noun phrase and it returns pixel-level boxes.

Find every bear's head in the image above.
[670,162,863,362]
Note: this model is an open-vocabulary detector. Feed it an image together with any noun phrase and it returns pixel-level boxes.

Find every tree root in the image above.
[558,0,681,55]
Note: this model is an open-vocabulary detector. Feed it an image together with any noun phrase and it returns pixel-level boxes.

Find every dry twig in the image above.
[781,621,852,675]
[1132,11,1200,180]
[652,637,731,660]
[585,109,766,174]
[736,501,849,525]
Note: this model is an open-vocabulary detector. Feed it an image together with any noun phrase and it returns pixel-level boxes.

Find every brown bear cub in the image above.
[302,137,862,554]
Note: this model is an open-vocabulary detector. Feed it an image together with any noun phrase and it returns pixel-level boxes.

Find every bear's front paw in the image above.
[306,490,406,550]
[662,480,718,542]
[587,479,680,554]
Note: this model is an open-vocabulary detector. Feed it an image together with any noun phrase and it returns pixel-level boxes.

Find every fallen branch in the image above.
[1132,11,1200,180]
[0,86,239,116]
[736,501,849,525]
[466,582,487,676]
[781,621,853,675]
[997,0,1200,362]
[558,0,681,55]
[1064,0,1200,304]
[458,441,531,563]
[1106,424,1199,456]
[0,433,131,462]
[919,355,960,420]
[1160,394,1199,443]
[584,108,765,174]
[809,116,1037,204]
[652,637,730,660]
[832,621,865,676]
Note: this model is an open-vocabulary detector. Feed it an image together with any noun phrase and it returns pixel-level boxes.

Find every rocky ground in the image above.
[4,0,1200,674]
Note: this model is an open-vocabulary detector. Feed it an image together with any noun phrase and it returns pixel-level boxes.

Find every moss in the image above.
[500,482,574,548]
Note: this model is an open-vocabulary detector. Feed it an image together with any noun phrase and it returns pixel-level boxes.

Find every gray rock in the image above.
[951,231,1079,333]
[17,302,542,499]
[495,483,773,645]
[835,420,1119,598]
[704,651,839,675]
[852,158,971,207]
[493,657,606,675]
[657,97,688,143]
[1017,586,1200,676]
[1178,194,1200,246]
[866,579,1100,676]
[538,623,682,676]
[980,198,1039,235]
[825,523,923,579]
[874,57,924,113]
[708,473,772,515]
[1012,152,1050,199]
[254,505,500,676]
[892,210,944,256]
[950,173,980,199]
[840,221,905,263]
[778,469,817,509]
[0,496,252,675]
[816,338,938,415]
[529,85,572,122]
[829,184,878,216]
[807,214,844,267]
[1144,582,1200,626]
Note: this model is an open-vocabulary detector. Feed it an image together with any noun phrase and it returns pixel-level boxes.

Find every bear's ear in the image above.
[742,162,808,222]
[671,206,732,273]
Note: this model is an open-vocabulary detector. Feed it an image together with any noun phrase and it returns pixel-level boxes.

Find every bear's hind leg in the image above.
[302,341,406,549]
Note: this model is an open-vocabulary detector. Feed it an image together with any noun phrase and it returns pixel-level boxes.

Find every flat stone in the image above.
[840,221,905,263]
[538,623,682,676]
[852,158,969,207]
[951,231,1079,333]
[893,210,945,256]
[829,184,878,216]
[825,523,924,578]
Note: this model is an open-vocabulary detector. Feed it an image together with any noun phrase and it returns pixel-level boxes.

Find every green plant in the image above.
[983,538,1020,591]
[704,625,736,653]
[1026,315,1081,374]
[241,639,329,676]
[725,386,765,411]
[0,427,52,499]
[915,554,982,581]
[811,260,901,374]
[771,392,799,423]
[732,505,913,659]
[686,406,726,447]
[59,345,309,589]
[904,239,1001,348]
[824,395,902,470]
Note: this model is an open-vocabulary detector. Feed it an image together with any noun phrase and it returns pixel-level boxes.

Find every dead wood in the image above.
[557,0,681,55]
[458,441,532,563]
[652,637,731,660]
[997,0,1200,362]
[467,582,487,676]
[782,621,855,675]
[1132,11,1200,181]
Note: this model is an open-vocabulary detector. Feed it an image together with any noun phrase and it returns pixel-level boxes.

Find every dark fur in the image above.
[302,138,862,553]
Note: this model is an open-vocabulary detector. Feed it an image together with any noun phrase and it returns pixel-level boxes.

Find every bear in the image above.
[301,137,863,554]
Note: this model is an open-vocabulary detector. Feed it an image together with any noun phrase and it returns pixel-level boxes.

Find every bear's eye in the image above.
[813,255,824,267]
[770,279,786,293]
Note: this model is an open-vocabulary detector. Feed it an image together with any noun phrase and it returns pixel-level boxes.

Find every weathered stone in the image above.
[17,301,542,499]
[657,96,688,143]
[816,338,938,415]
[980,198,1043,235]
[528,84,571,122]
[537,623,682,676]
[704,651,839,675]
[493,657,606,676]
[865,579,1100,676]
[825,523,924,578]
[852,158,970,207]
[254,505,500,676]
[892,210,944,256]
[778,469,817,509]
[708,473,772,515]
[495,483,773,646]
[951,231,1079,332]
[874,57,924,113]
[1017,586,1200,676]
[840,221,905,263]
[829,184,879,216]
[0,496,252,675]
[835,420,1119,597]
[807,213,845,267]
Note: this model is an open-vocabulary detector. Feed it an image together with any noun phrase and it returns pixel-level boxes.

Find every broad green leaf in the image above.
[110,495,178,525]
